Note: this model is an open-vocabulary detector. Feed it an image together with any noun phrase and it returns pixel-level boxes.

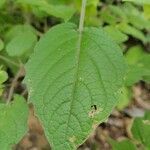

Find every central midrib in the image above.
[65,28,84,143]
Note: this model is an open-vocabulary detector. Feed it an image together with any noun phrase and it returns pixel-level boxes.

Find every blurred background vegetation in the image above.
[0,0,150,149]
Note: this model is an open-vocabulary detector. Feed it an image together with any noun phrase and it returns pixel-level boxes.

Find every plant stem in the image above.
[7,65,25,104]
[0,55,20,67]
[79,0,87,33]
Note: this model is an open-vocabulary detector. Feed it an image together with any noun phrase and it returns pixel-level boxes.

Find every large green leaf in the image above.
[25,23,126,150]
[0,95,29,150]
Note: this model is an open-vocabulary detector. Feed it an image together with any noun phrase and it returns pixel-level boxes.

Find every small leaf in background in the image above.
[138,55,150,83]
[144,5,150,19]
[104,25,128,44]
[84,0,100,26]
[125,46,146,65]
[125,46,150,85]
[0,95,29,150]
[0,0,6,8]
[108,5,127,21]
[117,23,147,43]
[122,0,150,4]
[0,39,4,51]
[17,0,75,21]
[125,65,150,86]
[5,24,36,42]
[131,112,150,149]
[121,3,150,30]
[0,68,8,95]
[101,8,118,25]
[5,24,37,57]
[25,23,126,149]
[6,31,37,57]
[117,87,132,110]
[0,69,8,84]
[110,139,136,150]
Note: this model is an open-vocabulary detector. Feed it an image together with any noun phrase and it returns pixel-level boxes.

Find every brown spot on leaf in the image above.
[88,105,103,118]
[69,136,76,143]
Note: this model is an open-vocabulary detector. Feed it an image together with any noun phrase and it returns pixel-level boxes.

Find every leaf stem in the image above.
[66,0,87,137]
[79,0,87,33]
[7,65,25,104]
[0,55,20,67]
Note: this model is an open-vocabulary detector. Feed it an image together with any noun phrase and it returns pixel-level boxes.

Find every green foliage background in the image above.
[0,0,150,149]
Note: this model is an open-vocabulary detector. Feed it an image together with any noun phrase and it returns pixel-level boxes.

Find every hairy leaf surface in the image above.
[0,95,28,150]
[25,23,126,150]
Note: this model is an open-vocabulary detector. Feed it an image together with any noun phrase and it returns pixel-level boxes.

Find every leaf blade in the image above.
[0,95,29,150]
[25,23,126,149]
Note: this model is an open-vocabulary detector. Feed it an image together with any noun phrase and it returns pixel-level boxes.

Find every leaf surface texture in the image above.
[25,23,126,149]
[0,95,28,150]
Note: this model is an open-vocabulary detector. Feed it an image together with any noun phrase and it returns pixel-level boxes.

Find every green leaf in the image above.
[17,0,75,21]
[0,69,8,84]
[125,65,150,86]
[0,69,8,95]
[122,0,150,4]
[117,23,147,43]
[144,4,150,19]
[125,46,146,65]
[0,0,6,8]
[110,139,136,150]
[125,46,150,85]
[117,87,132,110]
[0,95,29,150]
[121,3,150,30]
[138,55,150,82]
[104,25,128,44]
[5,24,36,42]
[25,23,126,149]
[47,0,70,5]
[101,8,119,25]
[132,112,150,149]
[0,39,4,51]
[5,25,37,57]
[108,5,127,21]
[6,31,37,57]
